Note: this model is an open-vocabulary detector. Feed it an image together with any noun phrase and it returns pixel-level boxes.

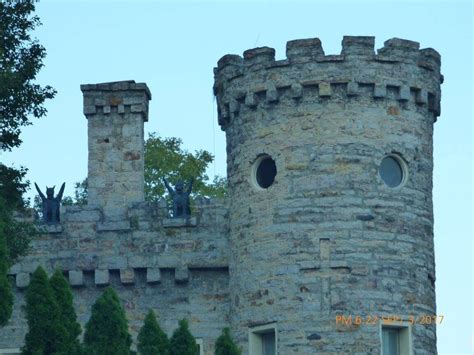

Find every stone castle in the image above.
[1,36,442,354]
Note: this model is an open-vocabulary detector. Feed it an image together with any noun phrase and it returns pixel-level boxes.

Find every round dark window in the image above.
[254,156,277,189]
[379,155,406,188]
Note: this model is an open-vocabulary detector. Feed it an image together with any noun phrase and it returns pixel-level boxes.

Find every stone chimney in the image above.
[81,80,151,220]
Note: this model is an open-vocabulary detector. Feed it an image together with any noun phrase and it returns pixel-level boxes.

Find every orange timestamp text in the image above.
[335,314,444,326]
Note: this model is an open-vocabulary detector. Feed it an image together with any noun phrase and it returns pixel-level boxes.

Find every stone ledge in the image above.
[80,80,151,99]
[298,261,321,271]
[162,217,197,228]
[37,223,63,234]
[96,220,131,232]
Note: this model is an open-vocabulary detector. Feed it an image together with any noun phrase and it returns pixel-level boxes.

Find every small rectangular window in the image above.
[382,328,400,355]
[195,338,204,355]
[249,323,277,355]
[381,323,412,355]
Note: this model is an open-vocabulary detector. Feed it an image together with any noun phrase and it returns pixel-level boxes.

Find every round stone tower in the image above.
[214,36,441,354]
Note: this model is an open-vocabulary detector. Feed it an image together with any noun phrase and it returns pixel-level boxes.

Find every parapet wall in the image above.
[214,36,442,131]
[3,199,230,353]
[9,198,229,284]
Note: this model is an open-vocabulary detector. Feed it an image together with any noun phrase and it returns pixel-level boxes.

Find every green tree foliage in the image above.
[59,178,88,207]
[83,287,132,355]
[1,0,55,326]
[0,164,28,210]
[214,327,241,355]
[169,319,198,355]
[0,172,33,327]
[0,231,13,327]
[145,133,226,202]
[0,0,56,151]
[49,269,82,354]
[137,310,169,355]
[22,266,67,354]
[0,165,34,266]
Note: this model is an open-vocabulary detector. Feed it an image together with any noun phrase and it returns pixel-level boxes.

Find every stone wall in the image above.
[3,200,230,354]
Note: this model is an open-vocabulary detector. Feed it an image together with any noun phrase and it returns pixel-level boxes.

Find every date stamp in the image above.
[335,314,444,326]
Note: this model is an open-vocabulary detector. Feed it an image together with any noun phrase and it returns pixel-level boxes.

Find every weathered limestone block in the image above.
[245,92,257,107]
[290,83,303,99]
[319,82,332,97]
[120,269,135,284]
[417,89,428,105]
[347,81,359,96]
[266,85,278,102]
[69,270,84,287]
[97,220,131,232]
[146,267,161,284]
[175,266,189,284]
[373,83,386,98]
[99,256,128,270]
[38,224,63,234]
[399,86,411,101]
[162,217,197,228]
[229,99,239,114]
[158,255,181,268]
[94,269,109,286]
[16,272,30,289]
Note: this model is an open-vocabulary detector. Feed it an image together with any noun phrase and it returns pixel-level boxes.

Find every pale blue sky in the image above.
[1,0,472,353]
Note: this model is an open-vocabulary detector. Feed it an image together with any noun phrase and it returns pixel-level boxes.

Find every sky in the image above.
[1,0,472,353]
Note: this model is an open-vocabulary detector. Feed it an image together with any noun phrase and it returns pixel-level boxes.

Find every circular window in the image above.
[379,154,407,188]
[252,155,277,189]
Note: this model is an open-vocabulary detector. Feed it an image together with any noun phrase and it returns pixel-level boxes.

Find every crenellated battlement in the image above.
[215,36,441,72]
[8,198,229,289]
[81,80,151,119]
[214,36,442,129]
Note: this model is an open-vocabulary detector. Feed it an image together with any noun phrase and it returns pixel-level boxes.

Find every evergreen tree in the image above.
[83,287,132,355]
[0,231,13,327]
[137,310,169,355]
[169,319,198,355]
[49,269,82,354]
[22,266,67,354]
[214,327,241,355]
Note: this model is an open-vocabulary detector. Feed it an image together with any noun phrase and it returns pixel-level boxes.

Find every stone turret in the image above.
[214,36,441,353]
[81,80,151,220]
